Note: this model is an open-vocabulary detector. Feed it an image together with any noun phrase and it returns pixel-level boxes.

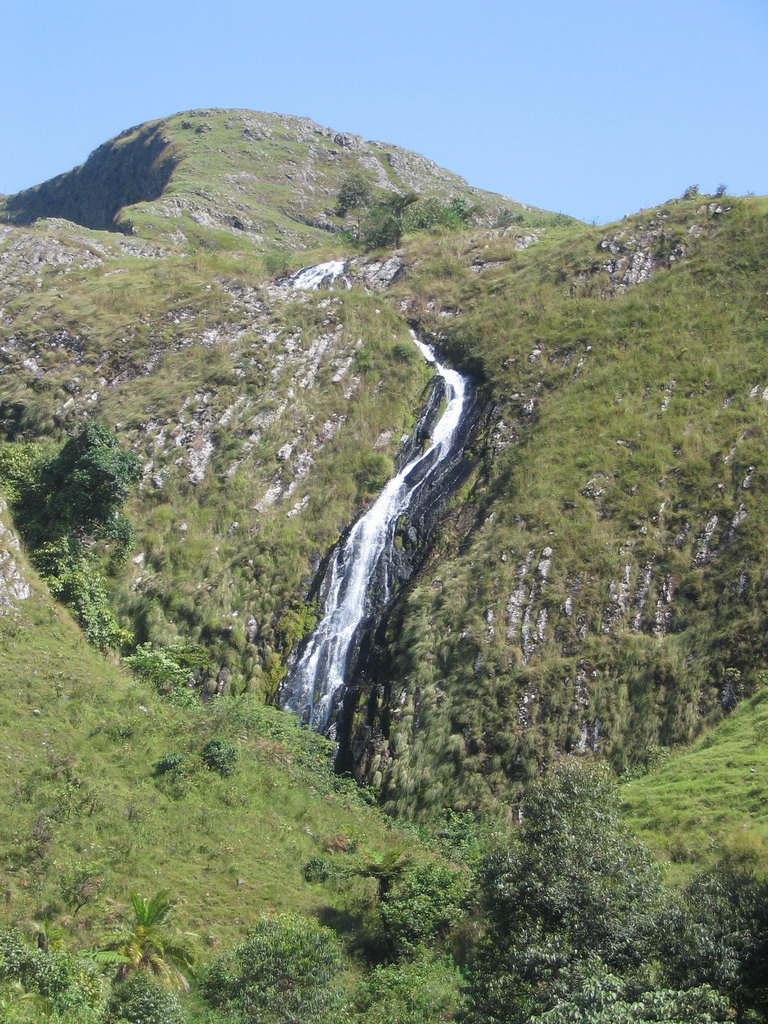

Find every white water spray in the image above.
[287,260,348,290]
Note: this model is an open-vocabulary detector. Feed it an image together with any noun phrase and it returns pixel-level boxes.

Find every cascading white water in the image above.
[287,260,348,290]
[279,261,469,730]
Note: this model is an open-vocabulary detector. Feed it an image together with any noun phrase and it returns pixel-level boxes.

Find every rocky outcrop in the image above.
[0,499,30,611]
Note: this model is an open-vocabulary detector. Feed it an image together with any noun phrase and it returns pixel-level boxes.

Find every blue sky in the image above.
[2,0,765,223]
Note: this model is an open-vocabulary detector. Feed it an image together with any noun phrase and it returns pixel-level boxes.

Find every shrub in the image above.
[106,973,185,1024]
[353,952,464,1024]
[33,538,133,651]
[125,645,194,695]
[125,643,209,705]
[361,206,403,250]
[495,207,524,228]
[466,762,669,1023]
[379,862,468,959]
[5,424,141,651]
[402,195,474,233]
[201,738,238,778]
[0,442,45,505]
[202,913,347,1023]
[0,930,108,1016]
[153,752,188,776]
[303,854,353,888]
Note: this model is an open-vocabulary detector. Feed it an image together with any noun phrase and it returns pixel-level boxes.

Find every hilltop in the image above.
[0,108,544,250]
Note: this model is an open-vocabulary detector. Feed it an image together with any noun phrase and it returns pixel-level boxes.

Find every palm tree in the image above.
[358,850,412,899]
[106,890,195,990]
[381,189,419,220]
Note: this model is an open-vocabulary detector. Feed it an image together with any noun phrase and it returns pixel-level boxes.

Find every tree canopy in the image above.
[37,422,141,541]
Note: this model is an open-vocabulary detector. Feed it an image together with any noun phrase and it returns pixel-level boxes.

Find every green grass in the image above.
[0,539,419,950]
[622,683,768,880]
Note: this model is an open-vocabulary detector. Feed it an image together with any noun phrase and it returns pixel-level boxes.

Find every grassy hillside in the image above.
[0,223,437,691]
[342,194,768,826]
[0,530,413,948]
[2,111,768,1022]
[622,682,768,880]
[2,111,768,867]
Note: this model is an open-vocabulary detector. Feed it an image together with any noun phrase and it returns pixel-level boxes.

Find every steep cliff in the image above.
[1,121,178,232]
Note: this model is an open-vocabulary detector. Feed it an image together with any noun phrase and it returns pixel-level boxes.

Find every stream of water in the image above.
[279,261,470,731]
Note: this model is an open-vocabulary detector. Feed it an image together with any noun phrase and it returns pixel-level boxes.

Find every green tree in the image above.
[359,849,412,900]
[9,424,141,650]
[105,892,195,991]
[660,863,768,1021]
[466,762,668,1024]
[202,913,347,1023]
[58,862,103,915]
[35,422,141,544]
[526,969,732,1023]
[336,172,372,238]
[336,172,372,214]
[379,862,468,959]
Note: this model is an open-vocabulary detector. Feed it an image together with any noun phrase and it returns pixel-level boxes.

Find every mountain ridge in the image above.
[0,108,547,251]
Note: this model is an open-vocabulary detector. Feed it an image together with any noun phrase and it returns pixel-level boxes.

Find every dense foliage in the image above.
[26,422,141,546]
[335,172,477,250]
[3,759,767,1022]
[202,914,347,1023]
[1,424,140,648]
[464,761,768,1024]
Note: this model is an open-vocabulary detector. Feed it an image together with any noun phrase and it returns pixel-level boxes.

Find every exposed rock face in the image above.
[558,207,719,297]
[348,254,405,293]
[0,499,30,611]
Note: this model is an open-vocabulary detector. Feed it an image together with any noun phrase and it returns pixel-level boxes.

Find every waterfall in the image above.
[287,259,348,290]
[278,261,470,731]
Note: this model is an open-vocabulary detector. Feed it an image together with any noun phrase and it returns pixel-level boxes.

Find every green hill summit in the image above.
[0,108,534,249]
